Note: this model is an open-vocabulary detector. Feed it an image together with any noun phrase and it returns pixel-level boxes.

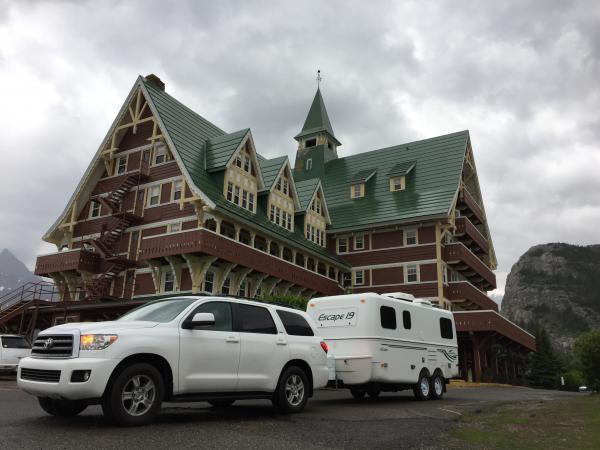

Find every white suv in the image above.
[17,296,329,426]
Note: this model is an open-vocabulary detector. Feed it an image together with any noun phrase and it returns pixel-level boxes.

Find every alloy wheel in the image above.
[121,374,156,417]
[285,374,305,406]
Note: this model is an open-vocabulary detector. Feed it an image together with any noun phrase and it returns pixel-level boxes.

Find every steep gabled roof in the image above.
[295,179,331,223]
[294,88,341,145]
[322,131,470,231]
[258,156,288,192]
[205,128,250,171]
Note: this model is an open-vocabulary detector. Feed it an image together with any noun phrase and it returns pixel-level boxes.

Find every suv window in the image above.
[237,304,277,334]
[276,310,314,336]
[440,317,453,339]
[1,336,30,349]
[190,302,233,331]
[380,306,397,329]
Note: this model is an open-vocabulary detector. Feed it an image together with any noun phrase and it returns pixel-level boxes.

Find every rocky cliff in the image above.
[501,243,600,353]
[0,248,40,294]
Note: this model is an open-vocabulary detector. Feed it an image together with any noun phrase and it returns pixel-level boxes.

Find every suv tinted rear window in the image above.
[276,310,314,336]
[238,304,277,334]
[440,317,453,339]
[1,337,30,349]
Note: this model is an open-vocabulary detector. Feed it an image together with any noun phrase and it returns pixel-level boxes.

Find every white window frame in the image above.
[147,185,161,207]
[354,234,365,250]
[89,200,101,219]
[390,176,404,192]
[168,222,181,233]
[162,270,175,292]
[153,145,167,165]
[172,180,183,201]
[116,156,127,175]
[405,264,419,283]
[248,192,255,212]
[354,270,365,286]
[221,276,230,295]
[203,272,214,293]
[404,229,418,246]
[338,237,348,253]
[351,183,364,199]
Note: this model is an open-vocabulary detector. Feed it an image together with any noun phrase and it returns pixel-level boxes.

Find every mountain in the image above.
[0,249,41,294]
[501,243,600,353]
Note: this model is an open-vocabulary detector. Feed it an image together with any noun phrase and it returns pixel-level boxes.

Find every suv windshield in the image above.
[1,336,31,349]
[118,298,198,323]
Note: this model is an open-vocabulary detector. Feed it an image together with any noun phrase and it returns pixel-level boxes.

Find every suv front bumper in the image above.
[17,356,119,400]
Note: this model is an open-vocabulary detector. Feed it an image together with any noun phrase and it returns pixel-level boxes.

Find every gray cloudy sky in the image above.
[1,0,599,298]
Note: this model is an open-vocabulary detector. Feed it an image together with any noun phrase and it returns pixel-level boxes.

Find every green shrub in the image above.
[574,328,600,391]
[260,294,309,310]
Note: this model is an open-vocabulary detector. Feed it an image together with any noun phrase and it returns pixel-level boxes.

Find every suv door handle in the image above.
[276,339,287,346]
[226,336,239,343]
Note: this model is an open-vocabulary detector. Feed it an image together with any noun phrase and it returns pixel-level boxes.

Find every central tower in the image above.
[293,88,341,181]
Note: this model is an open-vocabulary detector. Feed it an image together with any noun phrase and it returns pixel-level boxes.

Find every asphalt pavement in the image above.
[0,376,580,449]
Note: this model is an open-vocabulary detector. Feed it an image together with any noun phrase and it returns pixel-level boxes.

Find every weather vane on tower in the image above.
[316,69,322,88]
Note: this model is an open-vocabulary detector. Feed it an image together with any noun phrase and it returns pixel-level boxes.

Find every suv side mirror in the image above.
[182,312,216,329]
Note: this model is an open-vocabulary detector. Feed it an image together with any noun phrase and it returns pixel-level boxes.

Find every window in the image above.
[233,186,240,205]
[169,222,181,233]
[306,158,313,170]
[234,155,242,168]
[163,270,175,292]
[89,200,101,218]
[342,273,352,288]
[380,306,397,329]
[406,265,418,283]
[275,207,281,225]
[338,237,348,253]
[270,204,276,222]
[305,138,316,148]
[403,311,412,329]
[242,190,248,209]
[276,310,314,336]
[147,186,160,206]
[282,179,289,195]
[116,156,127,175]
[154,145,167,165]
[275,178,282,191]
[351,183,364,199]
[355,270,364,286]
[1,336,30,349]
[221,277,230,295]
[190,301,233,331]
[440,318,454,339]
[286,213,292,230]
[243,155,251,172]
[248,193,255,211]
[390,176,404,192]
[173,180,183,201]
[203,272,214,293]
[354,234,365,250]
[238,280,248,297]
[226,182,233,201]
[405,229,417,246]
[237,304,277,334]
[315,199,321,214]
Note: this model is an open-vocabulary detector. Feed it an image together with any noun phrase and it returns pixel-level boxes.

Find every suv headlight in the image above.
[80,334,118,351]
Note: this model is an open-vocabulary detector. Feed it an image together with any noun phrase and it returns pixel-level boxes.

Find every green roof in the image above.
[295,179,320,211]
[321,131,469,231]
[350,169,377,183]
[205,129,250,171]
[258,156,287,192]
[388,160,417,176]
[294,88,340,145]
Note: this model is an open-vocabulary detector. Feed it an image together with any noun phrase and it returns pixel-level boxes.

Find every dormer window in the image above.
[350,183,364,199]
[154,145,167,165]
[388,161,416,192]
[305,138,316,148]
[390,176,405,192]
[311,198,322,214]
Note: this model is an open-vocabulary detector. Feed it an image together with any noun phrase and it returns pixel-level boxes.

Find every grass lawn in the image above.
[448,394,600,449]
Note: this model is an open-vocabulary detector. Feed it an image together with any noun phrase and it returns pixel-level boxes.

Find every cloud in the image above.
[0,0,599,301]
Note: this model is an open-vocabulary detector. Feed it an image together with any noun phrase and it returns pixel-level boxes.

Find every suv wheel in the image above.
[273,366,309,414]
[38,397,87,417]
[102,363,164,426]
[412,370,431,401]
[430,373,445,400]
[350,388,366,399]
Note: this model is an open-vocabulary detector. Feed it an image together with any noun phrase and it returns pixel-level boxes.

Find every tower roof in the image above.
[294,88,341,145]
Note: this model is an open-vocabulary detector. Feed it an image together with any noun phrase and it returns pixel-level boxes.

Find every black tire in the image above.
[412,370,431,401]
[350,388,366,399]
[430,373,445,400]
[208,400,235,408]
[38,397,87,417]
[272,366,309,414]
[102,363,164,426]
[367,388,381,398]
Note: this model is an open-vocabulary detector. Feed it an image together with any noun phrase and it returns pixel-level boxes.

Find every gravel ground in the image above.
[0,375,580,450]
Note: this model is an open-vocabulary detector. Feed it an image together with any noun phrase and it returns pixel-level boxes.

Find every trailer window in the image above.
[440,318,453,339]
[276,310,314,336]
[380,306,396,329]
[403,311,411,330]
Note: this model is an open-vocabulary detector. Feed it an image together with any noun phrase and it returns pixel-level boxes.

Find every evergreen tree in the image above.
[526,327,562,389]
[574,328,600,391]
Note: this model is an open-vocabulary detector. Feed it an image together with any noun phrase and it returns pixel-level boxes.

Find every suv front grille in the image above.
[31,334,74,358]
[20,368,61,383]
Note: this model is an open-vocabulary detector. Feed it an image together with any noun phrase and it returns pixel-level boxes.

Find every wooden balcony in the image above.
[455,217,488,254]
[447,281,498,312]
[35,249,100,276]
[139,229,343,296]
[458,188,484,225]
[454,310,536,351]
[443,242,496,290]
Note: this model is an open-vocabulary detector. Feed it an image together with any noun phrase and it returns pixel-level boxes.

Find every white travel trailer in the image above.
[307,292,459,400]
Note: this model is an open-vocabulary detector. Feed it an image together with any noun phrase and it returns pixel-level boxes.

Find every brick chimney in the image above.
[144,74,165,91]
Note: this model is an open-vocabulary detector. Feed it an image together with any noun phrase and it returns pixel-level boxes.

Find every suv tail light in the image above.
[320,341,328,353]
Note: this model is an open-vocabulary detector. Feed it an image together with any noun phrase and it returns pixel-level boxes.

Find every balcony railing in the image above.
[443,242,496,290]
[139,229,343,296]
[455,217,489,254]
[447,281,498,311]
[35,249,100,276]
[454,310,536,351]
[459,188,484,225]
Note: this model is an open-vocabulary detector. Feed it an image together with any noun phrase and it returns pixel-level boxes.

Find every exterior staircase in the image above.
[0,282,60,334]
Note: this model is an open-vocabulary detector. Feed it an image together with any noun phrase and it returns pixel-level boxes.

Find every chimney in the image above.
[144,74,165,91]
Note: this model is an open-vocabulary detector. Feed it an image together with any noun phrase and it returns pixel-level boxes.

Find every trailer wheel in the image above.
[350,388,366,399]
[430,373,445,400]
[412,370,431,401]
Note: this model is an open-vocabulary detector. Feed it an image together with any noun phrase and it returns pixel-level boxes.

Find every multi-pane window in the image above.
[226,182,234,201]
[270,204,276,222]
[405,229,417,246]
[203,272,214,293]
[116,156,127,175]
[154,146,167,165]
[238,280,248,297]
[390,176,404,191]
[342,273,352,288]
[248,193,255,211]
[275,207,281,224]
[163,270,174,292]
[233,186,240,205]
[406,264,418,283]
[234,152,252,173]
[354,234,365,250]
[172,180,183,201]
[286,212,292,230]
[338,237,348,253]
[147,186,160,206]
[355,270,364,286]
[89,200,101,218]
[351,183,364,199]
[242,191,248,209]
[168,222,181,233]
[221,277,230,295]
[243,155,251,172]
